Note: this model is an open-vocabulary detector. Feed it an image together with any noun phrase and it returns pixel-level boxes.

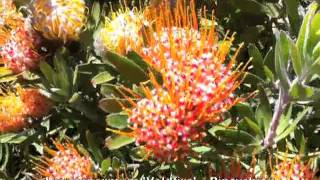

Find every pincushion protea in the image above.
[94,8,147,56]
[0,1,43,73]
[272,156,314,180]
[32,0,87,42]
[0,86,52,133]
[0,21,42,73]
[108,0,249,162]
[36,140,95,179]
[0,0,25,45]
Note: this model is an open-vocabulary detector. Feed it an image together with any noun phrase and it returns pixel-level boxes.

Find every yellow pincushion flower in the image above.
[94,8,147,55]
[0,86,52,133]
[0,0,25,45]
[32,0,87,42]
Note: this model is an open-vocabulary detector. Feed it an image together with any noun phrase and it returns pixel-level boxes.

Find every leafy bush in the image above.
[0,0,319,179]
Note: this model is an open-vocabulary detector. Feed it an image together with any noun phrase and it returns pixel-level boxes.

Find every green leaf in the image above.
[91,1,101,26]
[0,144,9,171]
[0,134,18,143]
[126,51,149,72]
[276,104,292,135]
[112,157,121,170]
[289,80,314,100]
[296,2,318,60]
[106,113,128,129]
[244,117,263,138]
[306,13,320,62]
[283,0,301,35]
[235,103,256,122]
[290,40,303,77]
[100,84,123,97]
[275,31,291,89]
[215,129,259,145]
[105,135,135,150]
[255,86,272,135]
[104,51,148,84]
[86,131,103,163]
[129,147,148,162]
[91,71,114,86]
[99,98,131,113]
[248,44,265,79]
[101,158,111,175]
[275,108,311,143]
[52,49,73,98]
[230,0,276,17]
[39,61,55,85]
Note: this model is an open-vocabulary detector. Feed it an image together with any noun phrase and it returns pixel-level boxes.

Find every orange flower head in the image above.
[0,21,42,73]
[272,156,314,180]
[127,89,206,162]
[0,86,52,133]
[36,140,95,179]
[32,0,87,42]
[109,0,248,162]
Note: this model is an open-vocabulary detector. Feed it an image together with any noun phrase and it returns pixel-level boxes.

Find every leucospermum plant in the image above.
[105,0,250,162]
[0,0,319,179]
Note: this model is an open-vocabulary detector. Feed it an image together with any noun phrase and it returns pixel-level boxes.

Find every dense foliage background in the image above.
[1,0,320,179]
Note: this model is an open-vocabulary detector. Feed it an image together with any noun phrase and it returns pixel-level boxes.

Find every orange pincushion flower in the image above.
[272,156,314,180]
[109,0,248,162]
[0,22,42,73]
[0,1,43,73]
[36,140,95,179]
[0,86,52,133]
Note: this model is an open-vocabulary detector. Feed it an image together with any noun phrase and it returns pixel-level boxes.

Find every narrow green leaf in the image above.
[248,44,265,79]
[86,131,103,163]
[91,71,114,85]
[296,2,318,60]
[290,40,303,77]
[39,61,55,85]
[106,113,128,129]
[0,134,17,143]
[99,98,131,113]
[275,31,290,89]
[215,129,259,145]
[275,108,310,143]
[255,86,272,135]
[112,157,121,170]
[244,117,263,138]
[91,1,101,26]
[289,80,314,100]
[276,104,292,135]
[101,158,111,175]
[104,51,148,84]
[283,0,301,35]
[105,135,135,150]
